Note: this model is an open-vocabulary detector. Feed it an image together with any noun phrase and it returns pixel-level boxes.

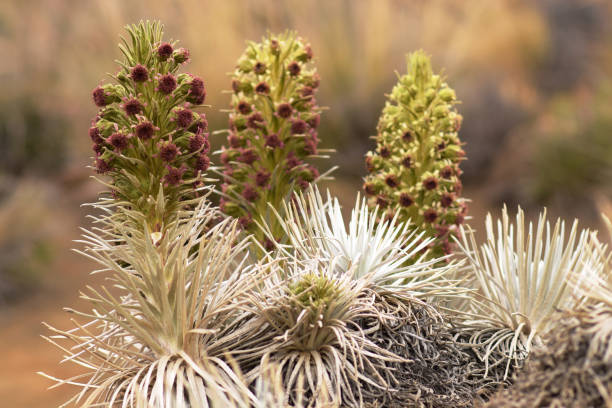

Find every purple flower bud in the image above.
[365,156,374,172]
[402,130,413,142]
[454,214,465,226]
[130,64,149,82]
[300,86,314,98]
[135,121,155,140]
[255,82,270,95]
[376,195,389,208]
[263,237,276,251]
[276,103,293,119]
[385,174,399,188]
[195,154,210,172]
[231,79,240,93]
[92,86,109,107]
[95,158,112,174]
[238,215,252,229]
[173,47,190,64]
[265,133,283,149]
[399,193,414,207]
[176,108,193,128]
[423,177,438,190]
[441,165,453,179]
[286,152,301,169]
[303,137,317,155]
[163,165,186,186]
[247,112,264,129]
[454,180,463,195]
[188,77,206,104]
[157,42,174,60]
[363,182,377,196]
[424,209,438,223]
[242,185,259,202]
[304,44,313,60]
[379,146,391,158]
[189,133,207,152]
[291,119,307,135]
[402,155,412,168]
[441,193,454,208]
[194,117,208,134]
[437,142,446,151]
[159,142,179,162]
[288,61,301,76]
[237,101,252,115]
[220,150,231,165]
[158,74,177,94]
[89,127,103,144]
[255,170,271,187]
[228,133,243,148]
[108,132,129,151]
[239,148,258,165]
[123,98,143,116]
[92,143,104,156]
[254,61,266,75]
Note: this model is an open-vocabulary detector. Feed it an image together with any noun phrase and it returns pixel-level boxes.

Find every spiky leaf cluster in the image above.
[219,31,326,251]
[363,50,466,259]
[41,199,266,407]
[268,187,465,298]
[90,21,210,229]
[247,261,401,407]
[453,206,599,384]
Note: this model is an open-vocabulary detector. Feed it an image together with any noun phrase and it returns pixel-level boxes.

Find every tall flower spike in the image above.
[452,206,598,386]
[218,31,331,252]
[363,50,467,260]
[40,199,267,407]
[88,21,211,230]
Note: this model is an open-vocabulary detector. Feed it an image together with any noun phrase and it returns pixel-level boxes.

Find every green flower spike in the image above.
[363,50,467,259]
[89,21,211,230]
[219,31,332,253]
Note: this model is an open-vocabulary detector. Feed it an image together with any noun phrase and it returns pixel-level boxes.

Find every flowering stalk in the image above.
[89,21,210,230]
[219,31,329,251]
[363,51,466,259]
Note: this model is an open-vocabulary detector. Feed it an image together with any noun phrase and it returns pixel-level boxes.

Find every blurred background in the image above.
[0,0,611,406]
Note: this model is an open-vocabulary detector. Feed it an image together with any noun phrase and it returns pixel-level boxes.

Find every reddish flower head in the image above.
[108,132,129,151]
[441,165,453,179]
[188,77,206,104]
[247,112,264,129]
[363,183,377,196]
[239,148,258,165]
[174,47,190,64]
[424,208,438,223]
[255,170,271,187]
[399,193,414,207]
[385,174,399,188]
[242,185,259,202]
[158,74,177,94]
[130,64,149,82]
[402,130,413,142]
[95,158,112,174]
[189,133,207,152]
[175,108,193,128]
[379,146,391,158]
[265,133,283,149]
[423,177,438,190]
[254,61,267,75]
[228,133,243,148]
[288,61,301,76]
[157,42,174,60]
[135,121,155,140]
[402,155,412,168]
[163,165,186,186]
[237,101,252,115]
[159,142,179,162]
[194,154,210,172]
[441,192,454,208]
[123,98,143,116]
[92,86,109,107]
[89,126,103,144]
[291,119,307,135]
[255,81,270,95]
[276,103,293,119]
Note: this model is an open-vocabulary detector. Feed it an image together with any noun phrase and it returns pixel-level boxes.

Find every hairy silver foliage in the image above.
[266,187,464,298]
[246,259,402,407]
[454,206,600,379]
[40,198,266,407]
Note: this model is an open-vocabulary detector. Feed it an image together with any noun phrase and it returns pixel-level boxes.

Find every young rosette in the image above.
[218,31,329,251]
[363,50,466,260]
[89,21,210,229]
[452,206,599,393]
